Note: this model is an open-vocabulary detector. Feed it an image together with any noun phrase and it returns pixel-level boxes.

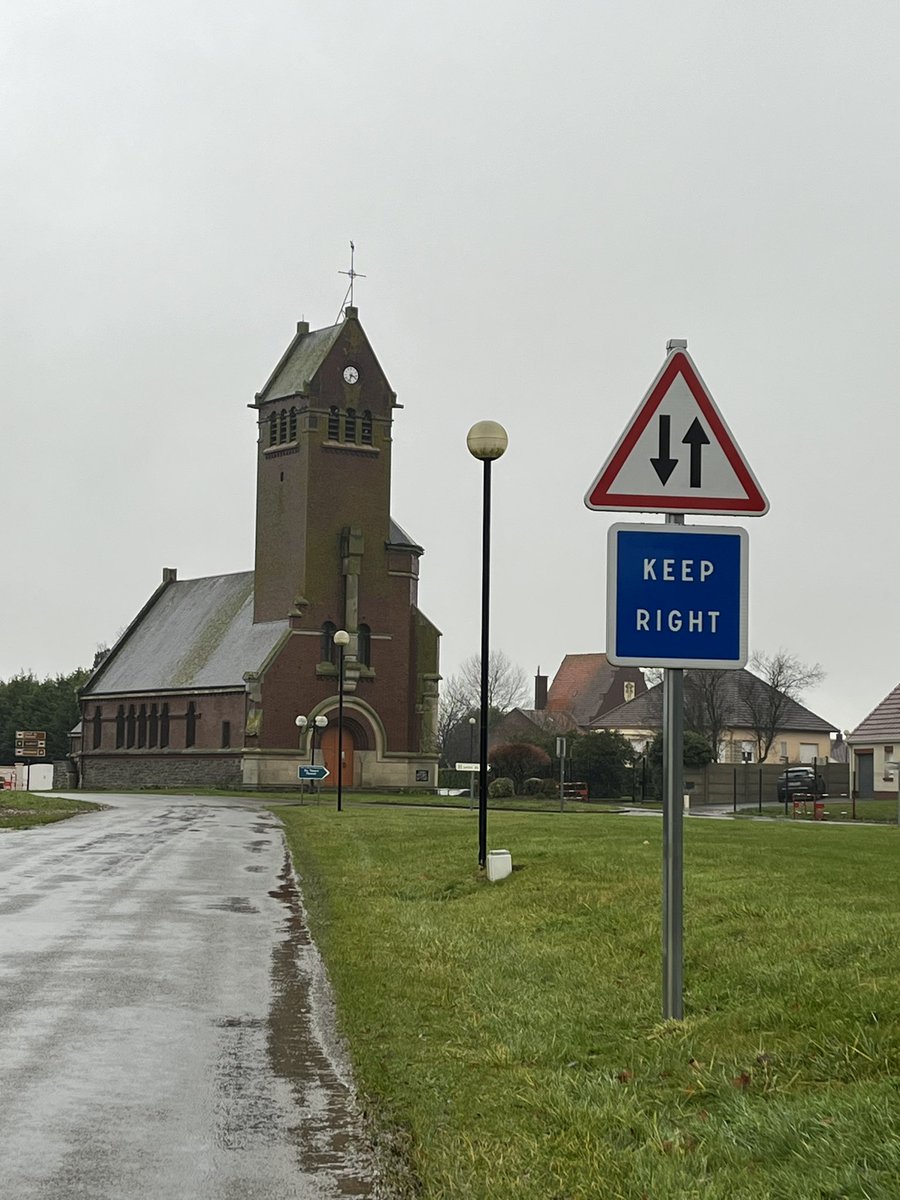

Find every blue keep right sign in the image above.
[607,523,748,669]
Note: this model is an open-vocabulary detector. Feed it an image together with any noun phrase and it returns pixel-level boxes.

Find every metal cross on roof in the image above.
[338,240,366,309]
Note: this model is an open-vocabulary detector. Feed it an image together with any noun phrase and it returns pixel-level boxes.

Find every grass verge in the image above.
[0,790,104,830]
[278,805,900,1200]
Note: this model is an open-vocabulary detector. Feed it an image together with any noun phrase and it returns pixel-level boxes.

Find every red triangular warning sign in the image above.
[584,349,768,515]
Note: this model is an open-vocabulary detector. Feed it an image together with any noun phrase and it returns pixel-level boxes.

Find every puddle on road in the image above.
[206,897,260,914]
[266,855,379,1197]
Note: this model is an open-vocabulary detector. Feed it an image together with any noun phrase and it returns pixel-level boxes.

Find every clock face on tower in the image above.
[343,365,359,385]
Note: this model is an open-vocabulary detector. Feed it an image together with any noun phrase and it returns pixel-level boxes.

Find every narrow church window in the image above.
[344,408,358,443]
[279,408,288,442]
[92,707,102,749]
[358,624,371,666]
[126,705,136,749]
[268,412,278,446]
[149,704,159,748]
[116,705,125,749]
[221,720,231,749]
[185,702,197,748]
[288,407,297,441]
[160,703,170,748]
[328,406,340,440]
[361,410,373,445]
[321,621,337,663]
[137,704,147,748]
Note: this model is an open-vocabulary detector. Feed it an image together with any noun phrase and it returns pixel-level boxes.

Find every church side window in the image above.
[268,412,278,446]
[288,407,297,441]
[116,706,125,749]
[160,704,170,748]
[185,702,197,748]
[137,704,147,749]
[148,704,159,748]
[358,623,371,666]
[321,621,337,663]
[221,720,231,749]
[279,408,288,442]
[361,410,373,445]
[92,707,102,749]
[126,705,136,749]
[328,406,340,440]
[344,408,358,443]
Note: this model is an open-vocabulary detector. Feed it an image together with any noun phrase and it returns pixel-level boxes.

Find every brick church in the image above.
[74,305,441,790]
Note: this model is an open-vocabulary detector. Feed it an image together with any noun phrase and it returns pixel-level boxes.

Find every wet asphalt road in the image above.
[0,794,380,1199]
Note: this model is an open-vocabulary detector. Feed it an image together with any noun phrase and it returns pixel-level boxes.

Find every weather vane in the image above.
[338,241,366,315]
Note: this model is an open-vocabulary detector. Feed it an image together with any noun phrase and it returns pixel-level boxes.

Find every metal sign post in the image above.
[662,514,685,1020]
[556,737,567,811]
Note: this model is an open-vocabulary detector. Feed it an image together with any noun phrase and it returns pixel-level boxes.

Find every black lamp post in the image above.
[295,713,328,796]
[466,420,508,868]
[333,629,350,811]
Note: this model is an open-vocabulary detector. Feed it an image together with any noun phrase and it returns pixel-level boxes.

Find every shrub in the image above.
[488,777,514,799]
[488,743,551,792]
[523,777,558,797]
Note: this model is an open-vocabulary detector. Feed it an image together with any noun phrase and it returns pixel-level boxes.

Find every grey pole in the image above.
[662,511,685,1021]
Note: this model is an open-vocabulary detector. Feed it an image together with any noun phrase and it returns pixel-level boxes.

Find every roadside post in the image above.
[557,736,567,811]
[585,340,768,1020]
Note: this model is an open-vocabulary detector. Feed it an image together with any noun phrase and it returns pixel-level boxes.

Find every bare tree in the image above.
[739,650,825,762]
[683,669,733,762]
[435,650,529,767]
[455,650,529,715]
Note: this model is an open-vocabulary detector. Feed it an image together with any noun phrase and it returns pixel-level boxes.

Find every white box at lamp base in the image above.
[486,849,512,882]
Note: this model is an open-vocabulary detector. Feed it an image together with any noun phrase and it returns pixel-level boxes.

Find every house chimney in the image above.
[534,669,548,711]
[162,567,177,584]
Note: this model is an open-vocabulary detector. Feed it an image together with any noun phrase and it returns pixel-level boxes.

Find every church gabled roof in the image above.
[545,653,638,727]
[255,320,345,403]
[387,518,424,555]
[83,572,289,695]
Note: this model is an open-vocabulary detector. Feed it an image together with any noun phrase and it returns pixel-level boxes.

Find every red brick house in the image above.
[75,306,440,790]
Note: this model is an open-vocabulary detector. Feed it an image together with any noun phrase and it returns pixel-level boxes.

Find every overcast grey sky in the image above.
[3,1,898,735]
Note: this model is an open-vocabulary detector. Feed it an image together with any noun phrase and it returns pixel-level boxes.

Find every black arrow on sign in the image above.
[682,418,710,488]
[650,415,678,484]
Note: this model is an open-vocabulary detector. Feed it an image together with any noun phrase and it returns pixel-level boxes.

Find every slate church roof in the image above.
[82,572,289,696]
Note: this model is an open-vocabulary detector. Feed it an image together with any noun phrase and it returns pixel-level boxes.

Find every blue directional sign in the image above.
[299,765,330,780]
[607,523,748,669]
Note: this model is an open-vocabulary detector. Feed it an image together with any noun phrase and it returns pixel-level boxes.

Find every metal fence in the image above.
[629,760,851,809]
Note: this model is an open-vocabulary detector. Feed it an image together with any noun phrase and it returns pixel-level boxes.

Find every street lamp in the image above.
[333,629,350,812]
[466,420,508,868]
[295,713,328,795]
[468,715,476,808]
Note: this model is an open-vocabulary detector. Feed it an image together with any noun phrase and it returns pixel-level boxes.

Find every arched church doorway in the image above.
[320,724,358,787]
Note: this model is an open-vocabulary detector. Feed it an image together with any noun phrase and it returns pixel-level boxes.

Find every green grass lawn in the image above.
[0,790,104,830]
[278,805,900,1200]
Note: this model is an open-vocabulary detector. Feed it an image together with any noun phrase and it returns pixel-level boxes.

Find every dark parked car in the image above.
[777,766,826,801]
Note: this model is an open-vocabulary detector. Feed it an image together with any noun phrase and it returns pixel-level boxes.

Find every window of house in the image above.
[185,702,197,748]
[160,703,170,748]
[799,743,817,763]
[221,720,231,749]
[361,410,373,445]
[328,406,340,440]
[344,408,358,443]
[126,705,136,749]
[137,704,147,749]
[740,740,754,763]
[116,706,125,749]
[624,681,635,703]
[321,621,337,663]
[358,623,371,666]
[149,704,158,748]
[92,707,102,749]
[288,407,297,441]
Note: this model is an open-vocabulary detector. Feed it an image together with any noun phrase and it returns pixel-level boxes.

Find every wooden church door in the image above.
[320,724,357,787]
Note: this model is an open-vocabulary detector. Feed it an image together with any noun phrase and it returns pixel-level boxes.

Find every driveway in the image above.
[0,793,381,1199]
